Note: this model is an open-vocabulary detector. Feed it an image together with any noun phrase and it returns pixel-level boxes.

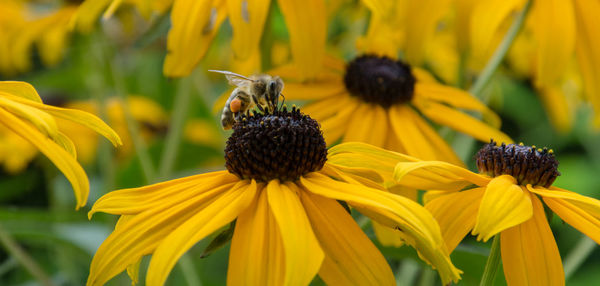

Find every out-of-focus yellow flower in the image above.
[86,109,461,286]
[388,140,600,286]
[73,0,327,79]
[0,0,77,76]
[472,0,600,130]
[0,81,121,209]
[0,125,37,174]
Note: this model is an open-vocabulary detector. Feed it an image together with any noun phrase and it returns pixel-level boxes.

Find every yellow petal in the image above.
[89,171,238,217]
[267,181,324,286]
[357,13,402,58]
[0,108,88,209]
[281,79,346,101]
[470,0,524,63]
[388,104,439,161]
[227,0,270,60]
[227,186,285,286]
[70,0,113,33]
[538,86,574,133]
[472,175,532,242]
[500,195,564,286]
[5,94,122,146]
[146,181,257,286]
[299,189,395,286]
[400,105,464,166]
[529,185,600,244]
[87,179,248,286]
[301,93,353,121]
[126,258,141,286]
[54,131,77,159]
[342,103,386,147]
[403,0,451,65]
[425,188,484,253]
[360,0,394,19]
[0,81,42,103]
[394,160,490,191]
[318,96,358,145]
[533,0,575,87]
[301,173,462,285]
[416,83,501,128]
[0,96,59,139]
[163,0,227,77]
[372,221,404,247]
[276,0,326,79]
[414,96,513,144]
[573,0,600,128]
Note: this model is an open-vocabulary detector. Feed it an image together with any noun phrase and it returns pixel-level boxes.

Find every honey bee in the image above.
[209,70,284,130]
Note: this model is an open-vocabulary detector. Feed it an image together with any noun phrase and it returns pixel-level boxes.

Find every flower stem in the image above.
[469,0,532,98]
[158,76,192,180]
[479,235,502,286]
[0,224,56,286]
[564,236,597,280]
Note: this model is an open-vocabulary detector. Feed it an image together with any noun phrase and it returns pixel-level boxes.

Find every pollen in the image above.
[224,106,327,182]
[344,54,416,108]
[475,140,561,188]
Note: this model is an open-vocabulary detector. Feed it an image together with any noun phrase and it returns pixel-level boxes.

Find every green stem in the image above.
[178,253,202,286]
[158,77,192,180]
[469,0,532,98]
[564,236,597,280]
[0,224,55,286]
[479,235,502,286]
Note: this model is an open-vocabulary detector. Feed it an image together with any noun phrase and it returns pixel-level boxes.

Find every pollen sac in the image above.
[224,107,327,182]
[344,54,416,108]
[475,140,561,188]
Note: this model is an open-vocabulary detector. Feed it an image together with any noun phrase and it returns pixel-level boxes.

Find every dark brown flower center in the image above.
[344,55,416,108]
[475,140,560,187]
[224,107,327,182]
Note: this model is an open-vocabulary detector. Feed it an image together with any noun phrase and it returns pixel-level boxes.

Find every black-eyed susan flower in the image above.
[73,0,327,79]
[471,0,600,130]
[275,53,512,167]
[0,81,122,209]
[87,107,462,286]
[385,140,600,285]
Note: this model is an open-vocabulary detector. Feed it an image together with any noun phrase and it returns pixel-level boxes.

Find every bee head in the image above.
[267,76,284,110]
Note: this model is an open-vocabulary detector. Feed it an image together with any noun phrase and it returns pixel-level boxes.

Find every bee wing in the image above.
[208,70,255,87]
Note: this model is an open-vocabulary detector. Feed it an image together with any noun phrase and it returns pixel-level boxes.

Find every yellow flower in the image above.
[73,0,327,79]
[0,81,122,209]
[471,0,600,130]
[87,107,461,286]
[0,0,76,75]
[275,54,511,167]
[387,140,600,285]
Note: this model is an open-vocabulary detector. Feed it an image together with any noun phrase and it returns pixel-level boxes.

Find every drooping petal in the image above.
[227,0,270,60]
[228,186,285,286]
[414,96,513,144]
[415,83,501,128]
[0,108,89,209]
[425,188,485,253]
[266,181,324,286]
[500,195,564,286]
[0,95,59,139]
[529,185,600,244]
[70,0,113,33]
[88,180,248,286]
[163,0,227,77]
[89,171,238,217]
[301,173,462,285]
[0,81,42,102]
[533,0,575,88]
[145,181,257,286]
[394,160,490,191]
[4,94,122,146]
[277,0,326,80]
[298,188,395,286]
[573,0,600,128]
[372,221,404,247]
[472,175,532,242]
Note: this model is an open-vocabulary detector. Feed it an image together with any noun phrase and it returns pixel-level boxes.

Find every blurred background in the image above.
[1,0,599,285]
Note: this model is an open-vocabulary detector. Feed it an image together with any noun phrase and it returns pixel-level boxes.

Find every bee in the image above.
[209,70,284,130]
